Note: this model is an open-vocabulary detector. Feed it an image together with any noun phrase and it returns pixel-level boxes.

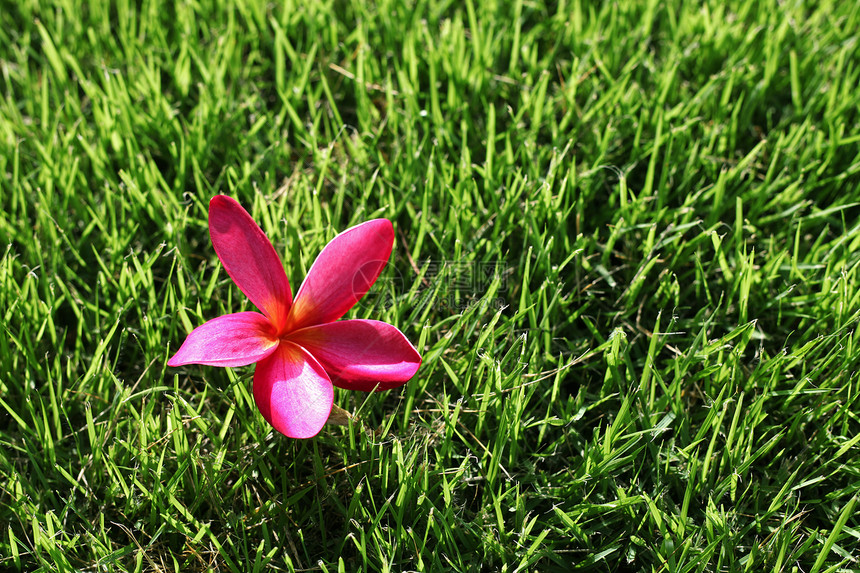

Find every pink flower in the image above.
[168,195,421,438]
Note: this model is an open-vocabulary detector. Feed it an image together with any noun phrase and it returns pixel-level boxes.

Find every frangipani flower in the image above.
[168,195,421,438]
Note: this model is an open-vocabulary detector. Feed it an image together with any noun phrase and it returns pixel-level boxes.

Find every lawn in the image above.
[2,0,860,571]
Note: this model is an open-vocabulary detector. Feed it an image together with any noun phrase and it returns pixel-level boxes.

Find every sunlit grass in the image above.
[1,0,859,571]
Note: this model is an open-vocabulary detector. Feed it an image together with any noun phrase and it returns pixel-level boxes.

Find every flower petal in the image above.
[167,312,279,367]
[253,341,334,438]
[289,319,421,391]
[209,195,293,331]
[287,219,394,330]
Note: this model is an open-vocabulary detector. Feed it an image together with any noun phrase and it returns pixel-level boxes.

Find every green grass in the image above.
[2,0,860,570]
